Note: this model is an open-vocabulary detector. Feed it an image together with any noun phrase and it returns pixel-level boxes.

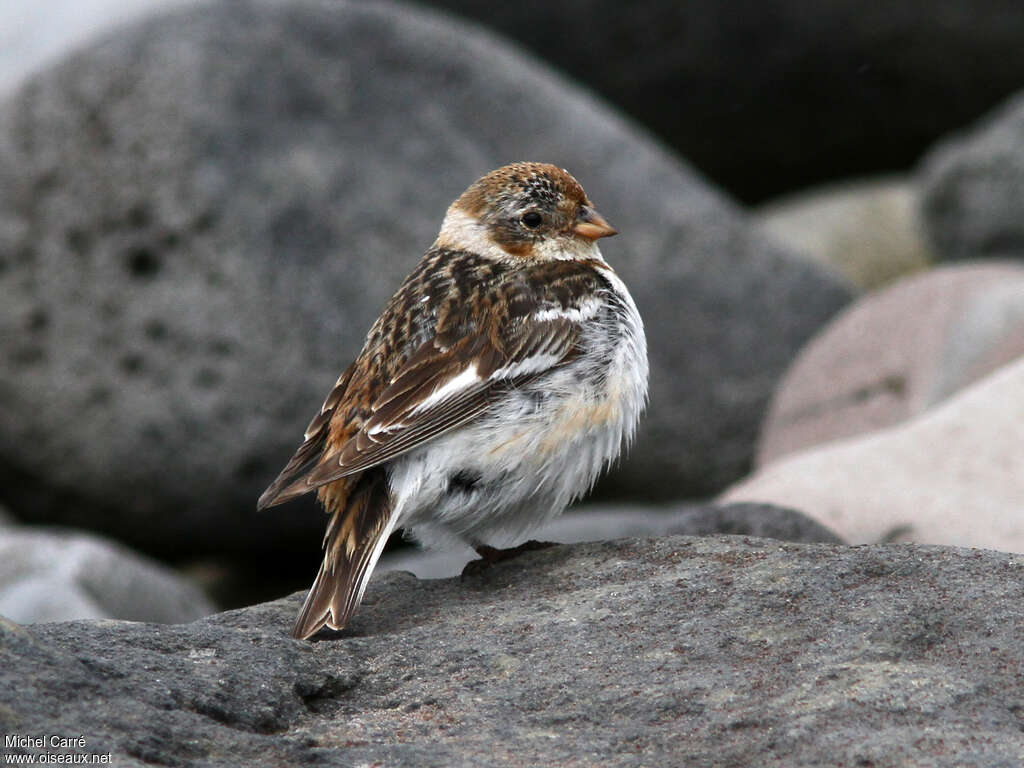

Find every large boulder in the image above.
[0,526,215,623]
[920,90,1024,262]
[3,535,1023,765]
[724,358,1024,553]
[0,0,849,559]
[427,0,1024,202]
[756,262,1024,465]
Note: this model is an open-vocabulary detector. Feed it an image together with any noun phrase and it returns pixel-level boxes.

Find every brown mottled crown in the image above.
[453,162,589,217]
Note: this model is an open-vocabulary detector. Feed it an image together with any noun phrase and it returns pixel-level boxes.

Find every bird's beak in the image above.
[573,206,618,240]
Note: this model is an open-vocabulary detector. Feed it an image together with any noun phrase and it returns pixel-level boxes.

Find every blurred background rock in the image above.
[0,0,1021,617]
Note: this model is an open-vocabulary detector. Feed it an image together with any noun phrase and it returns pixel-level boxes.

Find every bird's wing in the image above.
[256,364,357,510]
[264,313,580,504]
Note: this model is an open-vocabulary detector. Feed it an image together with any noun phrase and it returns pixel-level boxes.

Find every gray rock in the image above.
[0,527,215,623]
[920,91,1024,261]
[380,501,842,578]
[426,0,1024,203]
[3,536,1024,766]
[0,0,850,559]
[755,176,934,291]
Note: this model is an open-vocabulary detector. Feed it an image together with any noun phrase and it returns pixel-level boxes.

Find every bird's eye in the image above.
[521,211,543,229]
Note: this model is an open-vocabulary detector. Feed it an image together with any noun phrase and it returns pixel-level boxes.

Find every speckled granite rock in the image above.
[0,0,849,558]
[0,527,215,623]
[2,536,1023,766]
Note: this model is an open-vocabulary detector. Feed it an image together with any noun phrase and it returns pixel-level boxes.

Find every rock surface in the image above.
[756,263,1024,465]
[726,358,1024,553]
[428,0,1024,203]
[0,0,850,557]
[920,90,1024,262]
[0,527,215,624]
[3,535,1023,766]
[755,176,932,290]
[380,501,842,578]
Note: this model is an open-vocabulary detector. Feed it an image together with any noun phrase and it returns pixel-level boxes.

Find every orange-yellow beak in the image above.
[573,205,618,240]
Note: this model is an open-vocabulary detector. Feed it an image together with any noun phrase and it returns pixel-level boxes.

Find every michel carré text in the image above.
[6,734,87,749]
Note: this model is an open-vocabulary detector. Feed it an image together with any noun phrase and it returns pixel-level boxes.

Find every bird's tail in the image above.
[292,471,396,640]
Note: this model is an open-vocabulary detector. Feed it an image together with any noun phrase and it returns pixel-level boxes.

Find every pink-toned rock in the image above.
[721,358,1024,553]
[757,262,1024,466]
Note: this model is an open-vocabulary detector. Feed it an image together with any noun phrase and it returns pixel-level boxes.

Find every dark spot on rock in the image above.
[270,205,334,254]
[209,339,233,357]
[881,374,906,396]
[447,469,481,495]
[194,367,221,389]
[26,308,48,331]
[84,106,111,148]
[125,247,161,278]
[128,204,151,229]
[32,170,59,196]
[161,231,180,249]
[66,228,91,254]
[86,386,111,405]
[851,374,907,404]
[11,346,44,365]
[144,319,168,341]
[193,211,217,232]
[141,423,165,444]
[99,300,120,320]
[218,404,240,425]
[120,354,145,374]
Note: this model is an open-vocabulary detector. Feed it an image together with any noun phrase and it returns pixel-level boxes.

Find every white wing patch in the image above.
[410,363,481,414]
[532,297,601,324]
[367,420,400,437]
[490,353,563,380]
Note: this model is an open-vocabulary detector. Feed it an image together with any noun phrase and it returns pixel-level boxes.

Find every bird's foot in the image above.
[461,540,558,578]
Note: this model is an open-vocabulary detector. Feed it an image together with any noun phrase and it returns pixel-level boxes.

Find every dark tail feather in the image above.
[291,471,396,640]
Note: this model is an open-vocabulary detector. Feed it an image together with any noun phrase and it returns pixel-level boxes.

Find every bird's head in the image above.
[437,162,617,261]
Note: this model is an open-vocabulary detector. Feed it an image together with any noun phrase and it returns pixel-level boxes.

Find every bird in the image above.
[258,162,648,640]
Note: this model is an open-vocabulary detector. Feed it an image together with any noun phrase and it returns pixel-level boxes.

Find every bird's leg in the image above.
[461,539,559,577]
